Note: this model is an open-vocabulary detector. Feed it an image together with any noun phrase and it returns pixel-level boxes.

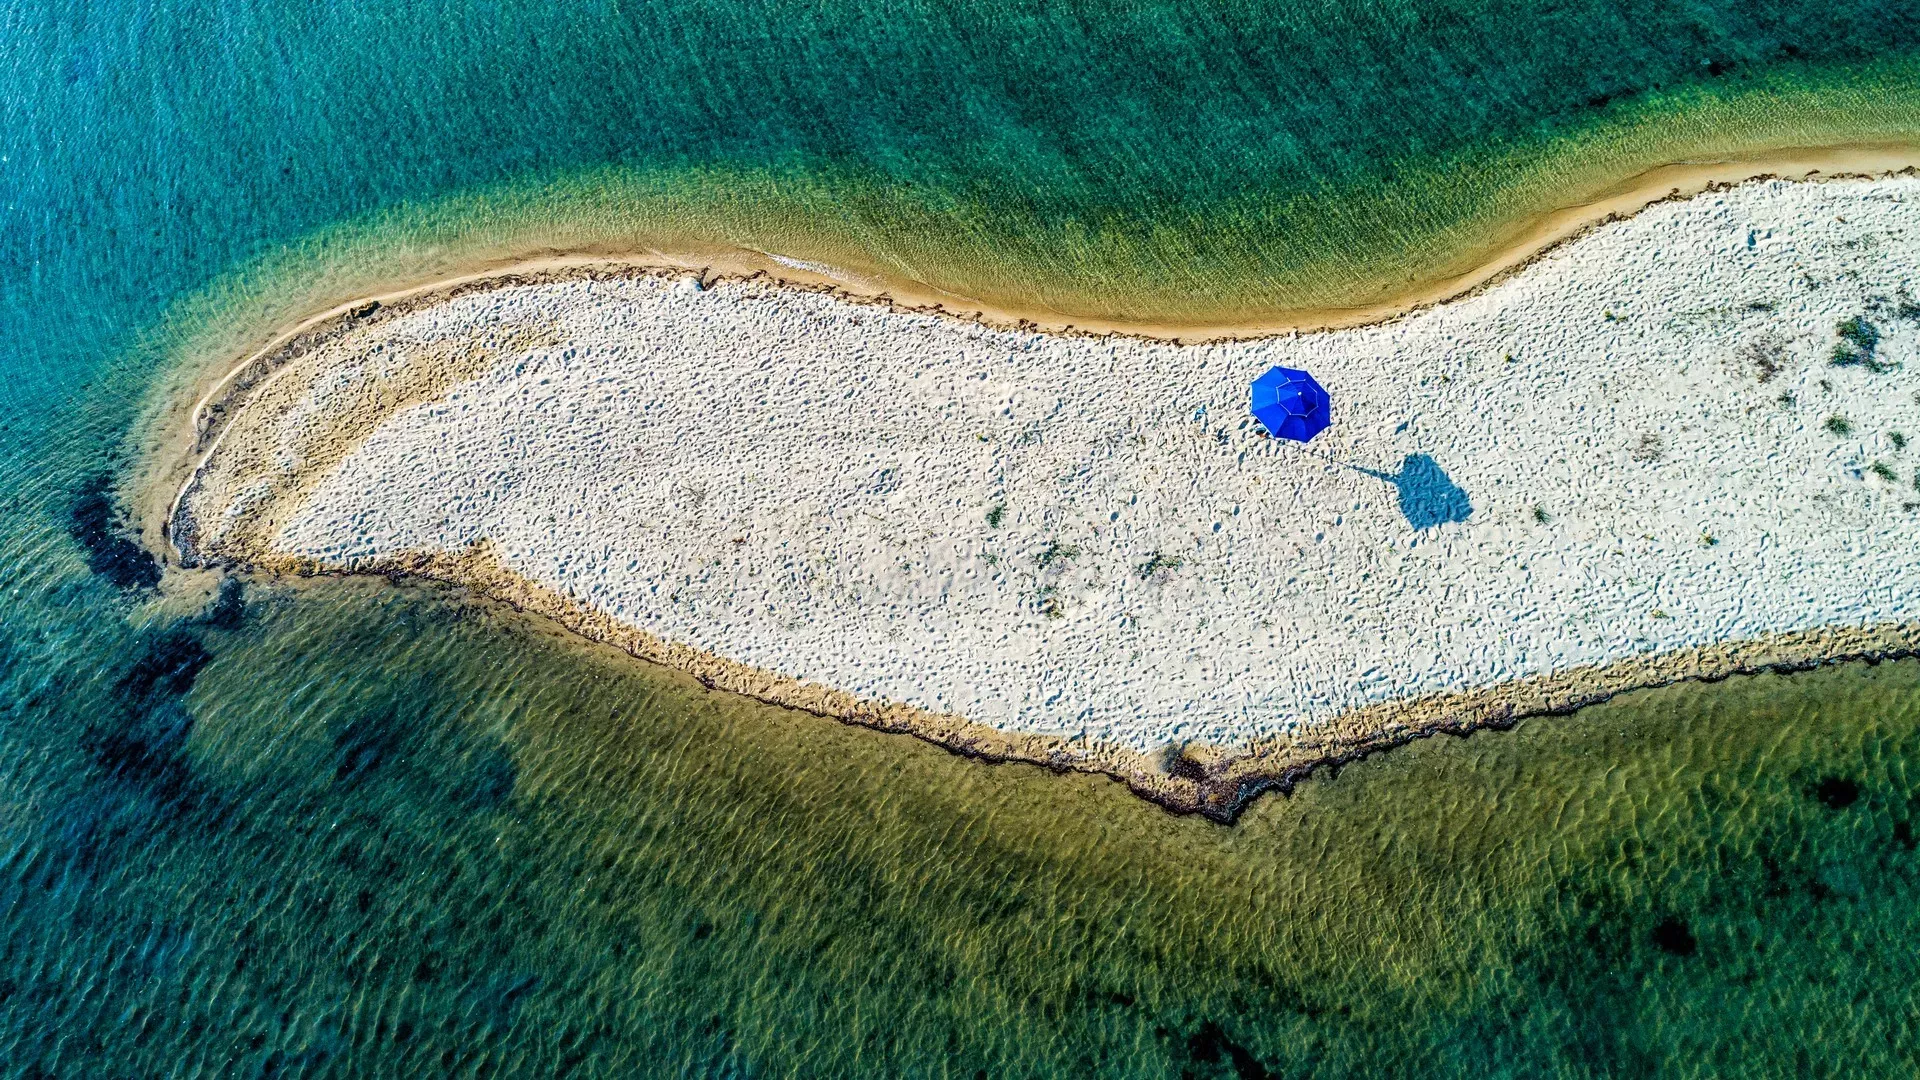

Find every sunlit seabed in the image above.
[2,575,1912,1075]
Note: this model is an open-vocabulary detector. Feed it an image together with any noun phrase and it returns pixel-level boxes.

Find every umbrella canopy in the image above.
[1249,365,1330,442]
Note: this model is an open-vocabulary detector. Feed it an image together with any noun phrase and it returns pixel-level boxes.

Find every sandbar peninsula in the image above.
[165,176,1920,816]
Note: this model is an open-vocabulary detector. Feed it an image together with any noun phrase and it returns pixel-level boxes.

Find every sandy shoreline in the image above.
[130,145,1920,555]
[152,173,1920,816]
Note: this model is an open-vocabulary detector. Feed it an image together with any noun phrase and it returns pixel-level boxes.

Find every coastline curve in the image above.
[149,169,1920,817]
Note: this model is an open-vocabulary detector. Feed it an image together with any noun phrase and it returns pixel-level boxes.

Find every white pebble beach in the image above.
[175,176,1920,763]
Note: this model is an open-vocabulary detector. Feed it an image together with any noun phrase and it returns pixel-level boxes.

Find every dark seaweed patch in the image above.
[329,712,404,786]
[68,475,159,590]
[1651,917,1697,957]
[463,750,517,810]
[412,953,444,984]
[114,630,212,706]
[326,701,516,811]
[196,577,247,631]
[85,701,197,787]
[472,972,542,1030]
[1183,1021,1275,1080]
[48,788,134,878]
[255,1048,332,1079]
[1813,776,1861,809]
[83,630,211,792]
[65,630,218,859]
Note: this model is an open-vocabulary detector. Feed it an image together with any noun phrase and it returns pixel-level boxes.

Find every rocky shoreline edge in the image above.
[170,541,1920,820]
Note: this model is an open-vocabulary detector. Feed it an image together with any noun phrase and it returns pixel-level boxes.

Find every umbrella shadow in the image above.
[1350,453,1472,529]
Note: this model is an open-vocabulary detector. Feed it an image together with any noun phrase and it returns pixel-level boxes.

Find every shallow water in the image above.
[5,578,1915,1075]
[17,0,1920,341]
[3,0,1920,1073]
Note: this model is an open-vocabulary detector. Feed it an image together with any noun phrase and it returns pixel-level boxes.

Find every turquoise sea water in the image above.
[4,0,1920,1073]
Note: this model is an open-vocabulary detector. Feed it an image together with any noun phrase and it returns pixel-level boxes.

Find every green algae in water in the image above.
[1,576,1912,1075]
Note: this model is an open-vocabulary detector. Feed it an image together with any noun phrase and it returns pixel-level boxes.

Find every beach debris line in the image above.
[1248,365,1329,442]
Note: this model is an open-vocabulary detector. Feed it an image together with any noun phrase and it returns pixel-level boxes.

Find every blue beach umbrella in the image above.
[1249,365,1330,442]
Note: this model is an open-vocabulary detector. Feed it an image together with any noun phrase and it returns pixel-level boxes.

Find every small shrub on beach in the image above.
[1739,337,1787,383]
[1838,315,1880,352]
[1830,316,1892,372]
[1035,540,1080,569]
[1892,431,1909,451]
[1872,461,1898,482]
[1137,551,1184,579]
[1531,504,1550,524]
[673,481,708,509]
[1776,391,1796,408]
[1034,585,1066,619]
[986,503,1006,528]
[1825,415,1853,436]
